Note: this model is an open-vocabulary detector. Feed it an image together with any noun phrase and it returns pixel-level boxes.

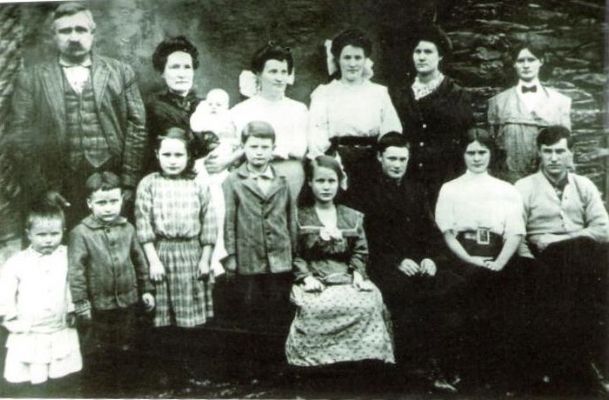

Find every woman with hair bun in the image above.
[308,28,402,202]
[393,26,474,204]
[230,42,309,198]
[145,35,202,174]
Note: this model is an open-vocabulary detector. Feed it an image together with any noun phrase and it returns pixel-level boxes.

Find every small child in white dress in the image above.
[0,203,82,386]
[191,88,239,276]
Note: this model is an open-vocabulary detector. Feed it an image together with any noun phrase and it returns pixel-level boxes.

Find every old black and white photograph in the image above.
[0,0,607,398]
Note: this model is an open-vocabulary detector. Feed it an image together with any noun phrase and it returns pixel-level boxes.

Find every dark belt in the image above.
[330,136,377,147]
[457,230,503,259]
[328,136,377,156]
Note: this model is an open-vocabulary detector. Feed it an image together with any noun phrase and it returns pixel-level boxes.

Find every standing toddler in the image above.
[0,203,82,392]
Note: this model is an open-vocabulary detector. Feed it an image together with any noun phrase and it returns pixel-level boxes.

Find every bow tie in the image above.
[521,85,537,94]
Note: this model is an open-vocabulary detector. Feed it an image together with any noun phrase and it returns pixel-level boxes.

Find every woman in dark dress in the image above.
[145,36,202,174]
[392,27,474,204]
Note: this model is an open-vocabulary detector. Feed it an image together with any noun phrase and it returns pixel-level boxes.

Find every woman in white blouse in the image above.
[230,43,309,198]
[435,127,531,386]
[308,28,402,199]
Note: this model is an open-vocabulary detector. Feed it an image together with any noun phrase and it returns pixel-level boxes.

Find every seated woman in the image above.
[434,128,531,383]
[285,156,394,367]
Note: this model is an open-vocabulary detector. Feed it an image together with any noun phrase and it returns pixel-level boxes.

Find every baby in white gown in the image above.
[191,89,239,276]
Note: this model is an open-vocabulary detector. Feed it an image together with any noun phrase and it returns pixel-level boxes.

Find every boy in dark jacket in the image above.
[68,171,153,395]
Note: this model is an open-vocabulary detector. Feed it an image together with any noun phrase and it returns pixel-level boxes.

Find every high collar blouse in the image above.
[435,171,525,237]
[308,79,402,158]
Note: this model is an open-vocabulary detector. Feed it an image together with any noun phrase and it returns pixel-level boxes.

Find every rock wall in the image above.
[441,0,607,195]
[0,4,22,242]
[0,0,606,240]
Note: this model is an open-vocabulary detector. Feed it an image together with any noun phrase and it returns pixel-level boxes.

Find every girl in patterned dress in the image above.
[285,155,394,367]
[135,127,217,382]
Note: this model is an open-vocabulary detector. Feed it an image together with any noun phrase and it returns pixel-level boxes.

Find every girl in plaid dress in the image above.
[136,127,217,329]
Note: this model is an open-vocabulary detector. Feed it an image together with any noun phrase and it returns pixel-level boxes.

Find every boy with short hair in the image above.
[222,121,296,328]
[67,171,153,394]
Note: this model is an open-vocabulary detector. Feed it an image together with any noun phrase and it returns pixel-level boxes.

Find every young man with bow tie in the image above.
[488,43,571,183]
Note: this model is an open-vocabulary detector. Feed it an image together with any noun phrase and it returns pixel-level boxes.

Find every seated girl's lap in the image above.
[291,283,383,313]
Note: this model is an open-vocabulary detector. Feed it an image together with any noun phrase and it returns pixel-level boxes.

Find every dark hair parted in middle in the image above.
[85,171,121,197]
[509,41,547,66]
[377,132,410,154]
[152,36,199,73]
[460,127,497,172]
[251,42,294,74]
[537,125,572,149]
[298,155,345,207]
[156,127,196,178]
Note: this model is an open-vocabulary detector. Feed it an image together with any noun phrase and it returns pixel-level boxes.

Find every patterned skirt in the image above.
[285,282,395,367]
[154,238,214,328]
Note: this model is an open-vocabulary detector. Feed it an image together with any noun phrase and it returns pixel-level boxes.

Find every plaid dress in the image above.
[136,173,217,328]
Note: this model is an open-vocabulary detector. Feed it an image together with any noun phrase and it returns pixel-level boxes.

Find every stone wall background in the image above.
[0,0,606,241]
[440,0,608,194]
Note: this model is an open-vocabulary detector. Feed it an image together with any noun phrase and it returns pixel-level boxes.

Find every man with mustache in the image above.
[515,125,609,391]
[353,132,464,392]
[6,2,146,228]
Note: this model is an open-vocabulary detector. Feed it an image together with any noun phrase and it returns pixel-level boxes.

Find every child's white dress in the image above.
[194,143,234,276]
[0,245,82,384]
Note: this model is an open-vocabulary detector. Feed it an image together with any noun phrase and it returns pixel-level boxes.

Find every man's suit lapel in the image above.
[41,62,66,141]
[91,56,110,113]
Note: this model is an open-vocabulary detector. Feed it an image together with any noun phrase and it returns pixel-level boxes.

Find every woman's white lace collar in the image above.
[411,73,445,100]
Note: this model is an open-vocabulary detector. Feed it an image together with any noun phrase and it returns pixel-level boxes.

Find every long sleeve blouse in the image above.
[308,80,402,158]
[293,205,368,282]
[435,171,525,238]
[230,95,308,159]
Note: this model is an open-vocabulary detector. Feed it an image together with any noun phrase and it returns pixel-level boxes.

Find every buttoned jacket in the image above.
[223,163,297,274]
[68,215,152,311]
[392,77,474,187]
[6,54,147,197]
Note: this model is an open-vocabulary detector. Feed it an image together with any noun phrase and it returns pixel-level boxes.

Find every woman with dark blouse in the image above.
[392,27,474,204]
[145,36,202,174]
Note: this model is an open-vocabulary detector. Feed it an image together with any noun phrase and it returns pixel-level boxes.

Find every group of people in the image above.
[0,1,607,396]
